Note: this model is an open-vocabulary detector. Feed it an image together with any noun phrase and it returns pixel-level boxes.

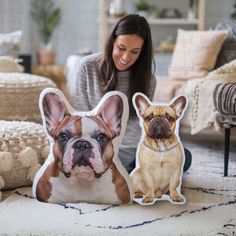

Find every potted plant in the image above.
[135,0,150,17]
[30,0,61,65]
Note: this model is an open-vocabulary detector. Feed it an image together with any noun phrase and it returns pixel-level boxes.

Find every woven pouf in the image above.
[0,121,49,199]
[0,72,55,123]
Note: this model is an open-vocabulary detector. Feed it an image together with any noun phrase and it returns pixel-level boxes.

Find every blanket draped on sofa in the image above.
[186,59,236,134]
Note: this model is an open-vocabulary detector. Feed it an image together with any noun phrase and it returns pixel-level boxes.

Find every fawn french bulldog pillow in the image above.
[33,88,132,204]
[131,93,187,206]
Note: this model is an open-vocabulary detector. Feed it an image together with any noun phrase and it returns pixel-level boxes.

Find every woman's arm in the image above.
[74,61,92,112]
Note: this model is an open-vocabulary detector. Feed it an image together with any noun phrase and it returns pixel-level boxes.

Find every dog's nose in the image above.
[74,140,92,153]
[154,125,165,137]
[149,117,172,139]
[72,140,94,167]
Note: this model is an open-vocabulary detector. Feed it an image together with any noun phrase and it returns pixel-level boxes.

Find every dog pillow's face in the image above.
[134,95,186,140]
[42,92,124,180]
[33,89,132,204]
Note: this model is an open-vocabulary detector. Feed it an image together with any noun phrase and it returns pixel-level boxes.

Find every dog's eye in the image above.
[166,114,175,123]
[58,132,69,143]
[97,133,109,144]
[145,115,153,121]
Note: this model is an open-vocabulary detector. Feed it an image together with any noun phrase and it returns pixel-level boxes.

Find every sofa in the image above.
[152,23,236,139]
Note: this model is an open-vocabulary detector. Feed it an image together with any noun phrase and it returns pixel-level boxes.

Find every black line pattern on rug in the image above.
[85,198,236,230]
[184,186,236,197]
[14,191,117,215]
[13,190,236,230]
[58,203,118,215]
[14,191,35,200]
[217,219,236,236]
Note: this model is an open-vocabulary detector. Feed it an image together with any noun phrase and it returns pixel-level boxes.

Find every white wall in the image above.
[51,0,99,64]
[0,0,234,64]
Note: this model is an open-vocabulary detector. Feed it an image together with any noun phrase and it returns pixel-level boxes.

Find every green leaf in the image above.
[30,0,61,45]
[135,0,150,11]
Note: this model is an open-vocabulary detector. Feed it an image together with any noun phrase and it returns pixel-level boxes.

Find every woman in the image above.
[74,14,191,173]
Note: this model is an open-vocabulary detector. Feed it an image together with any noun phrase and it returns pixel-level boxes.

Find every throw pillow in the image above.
[0,121,49,196]
[0,31,22,58]
[0,56,24,72]
[169,29,228,80]
[33,88,132,204]
[131,93,187,205]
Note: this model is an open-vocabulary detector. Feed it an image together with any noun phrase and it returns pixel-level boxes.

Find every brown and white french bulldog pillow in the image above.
[33,88,132,205]
[131,93,187,205]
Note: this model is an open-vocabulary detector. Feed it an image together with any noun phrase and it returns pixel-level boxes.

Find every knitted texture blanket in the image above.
[185,59,236,134]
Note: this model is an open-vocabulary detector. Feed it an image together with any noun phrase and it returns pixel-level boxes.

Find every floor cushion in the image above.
[0,121,49,198]
[0,72,55,123]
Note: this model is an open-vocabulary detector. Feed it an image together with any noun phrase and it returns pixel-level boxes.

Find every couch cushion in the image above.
[0,121,49,192]
[169,29,228,80]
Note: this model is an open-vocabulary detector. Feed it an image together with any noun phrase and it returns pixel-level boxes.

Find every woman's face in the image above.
[112,34,144,71]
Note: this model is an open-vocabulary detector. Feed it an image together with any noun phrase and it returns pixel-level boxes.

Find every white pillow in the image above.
[0,31,22,57]
[0,56,24,72]
[169,29,228,80]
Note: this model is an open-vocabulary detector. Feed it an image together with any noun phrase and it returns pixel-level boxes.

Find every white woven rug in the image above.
[0,140,236,236]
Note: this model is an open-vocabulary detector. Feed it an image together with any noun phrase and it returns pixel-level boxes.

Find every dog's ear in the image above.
[170,96,187,119]
[42,92,69,135]
[134,95,150,117]
[97,95,123,138]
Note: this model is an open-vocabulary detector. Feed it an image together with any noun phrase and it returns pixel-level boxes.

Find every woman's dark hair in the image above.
[98,14,155,101]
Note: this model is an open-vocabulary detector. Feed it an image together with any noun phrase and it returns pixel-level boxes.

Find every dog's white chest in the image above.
[48,169,119,204]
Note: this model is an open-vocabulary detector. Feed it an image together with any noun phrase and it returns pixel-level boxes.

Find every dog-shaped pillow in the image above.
[33,88,132,204]
[131,93,187,205]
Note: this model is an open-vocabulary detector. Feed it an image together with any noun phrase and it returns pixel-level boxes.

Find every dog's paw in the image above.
[134,191,143,199]
[142,196,154,203]
[171,194,184,202]
[155,190,163,199]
